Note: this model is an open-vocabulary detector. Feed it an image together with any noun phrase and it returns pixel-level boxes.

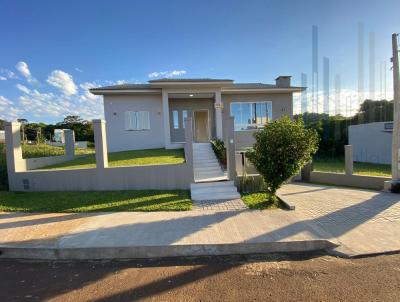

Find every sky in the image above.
[0,0,399,123]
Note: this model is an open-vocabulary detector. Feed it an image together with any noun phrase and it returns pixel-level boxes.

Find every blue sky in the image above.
[0,0,399,123]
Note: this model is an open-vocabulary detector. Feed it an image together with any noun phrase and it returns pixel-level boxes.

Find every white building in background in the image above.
[348,122,392,164]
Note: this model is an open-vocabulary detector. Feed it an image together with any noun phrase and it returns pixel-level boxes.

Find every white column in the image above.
[345,145,353,175]
[93,119,108,169]
[162,89,172,148]
[63,129,75,160]
[215,90,223,139]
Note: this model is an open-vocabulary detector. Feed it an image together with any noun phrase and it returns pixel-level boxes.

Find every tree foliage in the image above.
[246,116,319,195]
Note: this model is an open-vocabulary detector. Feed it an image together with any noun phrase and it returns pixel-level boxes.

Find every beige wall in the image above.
[104,94,165,152]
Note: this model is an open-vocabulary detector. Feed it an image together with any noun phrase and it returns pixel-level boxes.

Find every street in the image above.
[1,252,399,301]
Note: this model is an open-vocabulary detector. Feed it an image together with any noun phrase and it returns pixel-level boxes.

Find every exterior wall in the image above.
[348,122,392,164]
[169,98,215,142]
[310,171,389,191]
[6,119,195,192]
[10,164,192,191]
[22,154,89,171]
[222,93,293,150]
[104,94,165,152]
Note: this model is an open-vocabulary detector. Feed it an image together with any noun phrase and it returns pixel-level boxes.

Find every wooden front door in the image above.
[194,110,210,142]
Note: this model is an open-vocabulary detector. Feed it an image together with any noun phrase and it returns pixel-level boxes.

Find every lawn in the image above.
[41,148,186,170]
[313,156,391,177]
[0,190,192,212]
[241,192,281,210]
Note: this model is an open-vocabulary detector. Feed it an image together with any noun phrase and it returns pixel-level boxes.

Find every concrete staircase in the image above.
[191,143,240,201]
[193,143,226,182]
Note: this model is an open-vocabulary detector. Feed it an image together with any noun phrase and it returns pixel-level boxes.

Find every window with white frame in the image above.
[124,111,150,131]
[182,110,187,128]
[230,101,272,131]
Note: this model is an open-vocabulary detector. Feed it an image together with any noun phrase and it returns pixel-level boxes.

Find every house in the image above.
[90,77,303,153]
[349,122,393,164]
[5,77,303,198]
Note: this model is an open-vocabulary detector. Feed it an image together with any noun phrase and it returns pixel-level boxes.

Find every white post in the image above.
[162,89,172,148]
[64,129,75,160]
[93,119,108,169]
[215,90,223,139]
[345,145,353,175]
[5,122,23,173]
[391,33,400,180]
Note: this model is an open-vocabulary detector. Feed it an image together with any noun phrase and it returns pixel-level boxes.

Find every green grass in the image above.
[241,192,281,210]
[21,143,94,158]
[41,148,186,170]
[0,190,192,212]
[313,156,391,177]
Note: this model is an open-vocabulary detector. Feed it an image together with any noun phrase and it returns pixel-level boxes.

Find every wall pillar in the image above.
[224,116,236,180]
[93,119,108,169]
[64,129,75,160]
[162,89,172,148]
[184,117,194,182]
[5,122,24,190]
[215,90,223,139]
[345,145,353,175]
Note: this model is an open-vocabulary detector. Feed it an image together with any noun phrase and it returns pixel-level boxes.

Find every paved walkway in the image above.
[0,209,334,260]
[192,198,248,211]
[277,183,400,257]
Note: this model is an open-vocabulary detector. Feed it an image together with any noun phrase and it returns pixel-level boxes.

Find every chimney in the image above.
[275,76,291,88]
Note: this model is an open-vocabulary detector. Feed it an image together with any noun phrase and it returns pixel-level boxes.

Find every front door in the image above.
[194,110,210,142]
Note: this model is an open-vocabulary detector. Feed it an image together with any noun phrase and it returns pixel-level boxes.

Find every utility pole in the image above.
[391,33,400,181]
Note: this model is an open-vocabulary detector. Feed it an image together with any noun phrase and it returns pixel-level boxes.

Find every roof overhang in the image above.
[90,89,161,95]
[221,87,305,94]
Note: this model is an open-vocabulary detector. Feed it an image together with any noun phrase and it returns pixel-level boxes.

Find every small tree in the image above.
[246,116,319,195]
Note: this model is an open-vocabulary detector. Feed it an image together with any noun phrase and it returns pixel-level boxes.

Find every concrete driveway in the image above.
[278,183,400,257]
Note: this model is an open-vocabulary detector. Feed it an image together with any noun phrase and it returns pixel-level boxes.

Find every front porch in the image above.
[162,89,223,149]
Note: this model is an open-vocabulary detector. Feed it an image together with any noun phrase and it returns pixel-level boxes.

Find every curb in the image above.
[0,240,338,260]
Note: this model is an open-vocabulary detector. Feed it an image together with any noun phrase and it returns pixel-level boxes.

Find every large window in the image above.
[230,101,272,131]
[124,111,150,131]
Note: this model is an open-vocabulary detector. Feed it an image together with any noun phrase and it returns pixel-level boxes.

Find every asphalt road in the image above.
[1,252,400,301]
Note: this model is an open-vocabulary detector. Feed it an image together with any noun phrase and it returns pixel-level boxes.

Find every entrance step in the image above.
[191,180,240,201]
[192,142,226,183]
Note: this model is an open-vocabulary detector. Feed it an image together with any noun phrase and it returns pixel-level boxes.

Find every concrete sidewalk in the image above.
[0,209,336,260]
[277,183,400,257]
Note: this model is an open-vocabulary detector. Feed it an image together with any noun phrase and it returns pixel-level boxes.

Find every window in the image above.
[124,111,150,131]
[172,110,179,129]
[182,110,187,128]
[230,101,272,131]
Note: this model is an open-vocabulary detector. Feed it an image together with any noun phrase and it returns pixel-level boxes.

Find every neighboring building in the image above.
[348,121,392,164]
[91,77,303,152]
[53,129,66,143]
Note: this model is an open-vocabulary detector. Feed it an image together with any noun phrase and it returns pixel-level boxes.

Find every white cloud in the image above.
[148,70,187,78]
[79,82,101,102]
[0,68,18,80]
[46,70,78,96]
[16,83,30,94]
[0,95,13,106]
[74,67,83,73]
[15,61,37,84]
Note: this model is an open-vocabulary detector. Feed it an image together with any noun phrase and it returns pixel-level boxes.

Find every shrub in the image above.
[211,138,226,165]
[246,116,319,195]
